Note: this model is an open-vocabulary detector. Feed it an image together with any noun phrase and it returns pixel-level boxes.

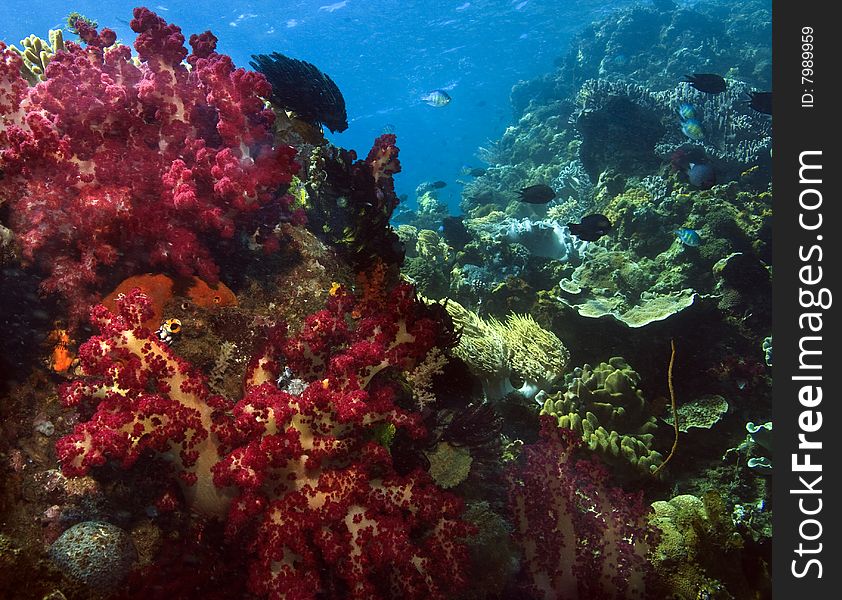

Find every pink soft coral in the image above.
[507,416,658,599]
[0,9,298,325]
[56,284,470,599]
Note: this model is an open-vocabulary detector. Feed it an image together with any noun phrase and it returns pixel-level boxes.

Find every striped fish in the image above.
[421,89,452,107]
[681,118,704,141]
[675,227,701,247]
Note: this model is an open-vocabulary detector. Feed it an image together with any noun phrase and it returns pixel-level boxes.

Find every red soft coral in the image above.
[507,416,658,599]
[0,10,298,326]
[56,283,470,599]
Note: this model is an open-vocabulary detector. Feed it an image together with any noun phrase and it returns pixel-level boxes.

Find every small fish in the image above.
[47,326,75,373]
[432,180,447,189]
[567,213,612,242]
[319,1,348,12]
[681,118,704,141]
[155,318,182,345]
[678,103,697,120]
[675,227,701,247]
[687,163,716,189]
[440,216,472,247]
[422,89,452,107]
[683,73,727,94]
[516,184,556,204]
[381,123,396,134]
[747,91,772,115]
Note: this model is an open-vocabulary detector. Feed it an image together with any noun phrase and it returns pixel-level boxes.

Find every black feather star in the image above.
[250,52,348,133]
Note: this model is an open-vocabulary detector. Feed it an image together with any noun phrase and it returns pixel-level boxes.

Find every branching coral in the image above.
[574,78,771,182]
[7,29,65,85]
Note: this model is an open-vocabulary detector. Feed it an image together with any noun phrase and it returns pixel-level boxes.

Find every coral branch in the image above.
[507,416,657,599]
[56,284,470,598]
[0,10,298,324]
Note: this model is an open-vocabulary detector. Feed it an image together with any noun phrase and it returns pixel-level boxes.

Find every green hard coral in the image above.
[541,356,664,475]
[424,442,473,489]
[649,492,758,600]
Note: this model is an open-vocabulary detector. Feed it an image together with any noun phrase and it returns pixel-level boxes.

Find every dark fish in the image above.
[440,216,472,248]
[683,73,727,94]
[432,180,447,189]
[460,166,487,177]
[747,91,772,115]
[516,184,556,204]
[250,52,348,132]
[567,213,612,242]
[687,163,716,189]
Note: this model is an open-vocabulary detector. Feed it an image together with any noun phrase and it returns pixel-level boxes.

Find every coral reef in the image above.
[0,2,774,598]
[575,78,771,183]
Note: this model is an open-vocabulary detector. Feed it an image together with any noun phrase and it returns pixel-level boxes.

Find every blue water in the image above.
[0,0,636,211]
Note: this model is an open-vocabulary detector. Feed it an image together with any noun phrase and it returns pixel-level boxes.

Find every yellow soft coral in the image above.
[440,299,569,400]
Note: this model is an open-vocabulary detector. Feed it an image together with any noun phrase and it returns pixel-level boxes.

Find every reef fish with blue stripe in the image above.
[675,227,702,246]
[678,103,697,120]
[681,119,704,141]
